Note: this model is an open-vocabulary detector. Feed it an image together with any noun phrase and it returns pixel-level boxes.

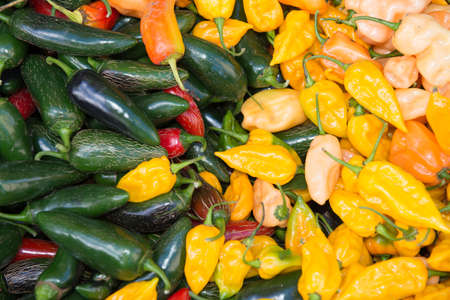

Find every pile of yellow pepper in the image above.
[104,0,450,299]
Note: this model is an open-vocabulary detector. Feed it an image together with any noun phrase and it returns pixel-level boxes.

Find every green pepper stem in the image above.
[175,175,199,187]
[438,168,450,180]
[209,127,248,144]
[34,151,69,161]
[295,166,305,175]
[363,120,387,165]
[188,292,209,300]
[440,204,450,213]
[242,203,264,268]
[207,216,226,242]
[349,98,365,116]
[309,293,321,300]
[321,16,400,31]
[180,130,207,152]
[316,213,333,235]
[87,57,103,72]
[100,0,112,18]
[261,68,290,89]
[426,179,447,191]
[168,57,187,91]
[314,11,328,45]
[143,259,171,293]
[186,3,198,14]
[375,224,400,242]
[315,93,325,135]
[275,184,290,221]
[171,156,205,174]
[369,48,402,59]
[0,12,11,24]
[203,201,233,227]
[305,54,350,71]
[194,162,205,173]
[246,90,264,111]
[0,219,37,237]
[46,0,83,24]
[322,149,363,175]
[428,269,450,278]
[302,52,315,88]
[266,30,275,46]
[57,128,72,152]
[214,17,245,57]
[0,205,32,224]
[46,57,75,78]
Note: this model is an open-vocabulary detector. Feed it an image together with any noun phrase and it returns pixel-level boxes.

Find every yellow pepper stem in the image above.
[214,17,245,57]
[170,156,205,174]
[314,11,327,45]
[363,120,387,165]
[46,0,83,24]
[321,15,400,31]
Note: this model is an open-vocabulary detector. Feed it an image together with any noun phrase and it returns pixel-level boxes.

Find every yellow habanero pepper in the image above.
[252,244,302,279]
[106,278,158,300]
[337,263,365,298]
[193,0,242,56]
[347,114,391,161]
[364,236,398,256]
[281,52,325,91]
[185,205,226,294]
[329,190,382,238]
[240,88,306,133]
[298,230,341,300]
[415,282,450,300]
[117,156,202,202]
[305,56,407,132]
[336,257,428,300]
[213,240,252,299]
[270,10,315,66]
[199,171,222,193]
[278,0,328,14]
[318,6,367,48]
[245,235,277,278]
[393,221,436,257]
[192,19,253,49]
[215,144,298,185]
[328,224,364,268]
[243,0,283,32]
[426,91,450,155]
[224,170,253,222]
[341,155,364,193]
[300,55,348,137]
[428,233,450,272]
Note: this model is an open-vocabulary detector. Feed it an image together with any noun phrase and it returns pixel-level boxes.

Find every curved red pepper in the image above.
[158,128,206,158]
[164,86,205,136]
[29,0,67,18]
[12,238,58,262]
[225,220,275,241]
[168,288,190,300]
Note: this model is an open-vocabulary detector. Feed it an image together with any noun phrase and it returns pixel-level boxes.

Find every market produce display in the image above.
[0,0,449,299]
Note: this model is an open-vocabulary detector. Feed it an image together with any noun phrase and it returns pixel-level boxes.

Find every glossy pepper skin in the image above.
[13,238,58,262]
[158,128,206,158]
[427,233,450,271]
[281,52,325,91]
[393,221,435,257]
[224,171,253,222]
[141,0,186,90]
[213,240,252,299]
[224,220,275,241]
[427,91,450,155]
[330,190,382,238]
[199,171,222,193]
[255,244,302,279]
[164,86,205,137]
[357,161,450,232]
[215,144,297,185]
[194,0,235,21]
[383,56,419,89]
[300,80,348,137]
[278,0,327,14]
[344,60,407,132]
[396,88,431,121]
[108,0,149,18]
[30,0,67,18]
[336,257,427,300]
[285,192,318,256]
[414,282,450,300]
[341,155,364,193]
[389,120,450,185]
[270,10,315,66]
[298,230,341,300]
[305,134,342,205]
[106,278,158,300]
[347,114,391,161]
[328,224,364,268]
[192,19,252,48]
[241,88,306,133]
[243,0,283,32]
[8,88,36,120]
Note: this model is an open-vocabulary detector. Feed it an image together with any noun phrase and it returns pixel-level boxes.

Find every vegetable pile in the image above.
[0,0,449,299]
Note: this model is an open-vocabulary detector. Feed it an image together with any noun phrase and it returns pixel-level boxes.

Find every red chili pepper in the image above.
[46,0,119,30]
[158,128,206,158]
[168,288,190,300]
[140,0,186,91]
[164,86,205,137]
[12,238,58,262]
[29,0,67,18]
[8,88,36,120]
[225,220,275,241]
